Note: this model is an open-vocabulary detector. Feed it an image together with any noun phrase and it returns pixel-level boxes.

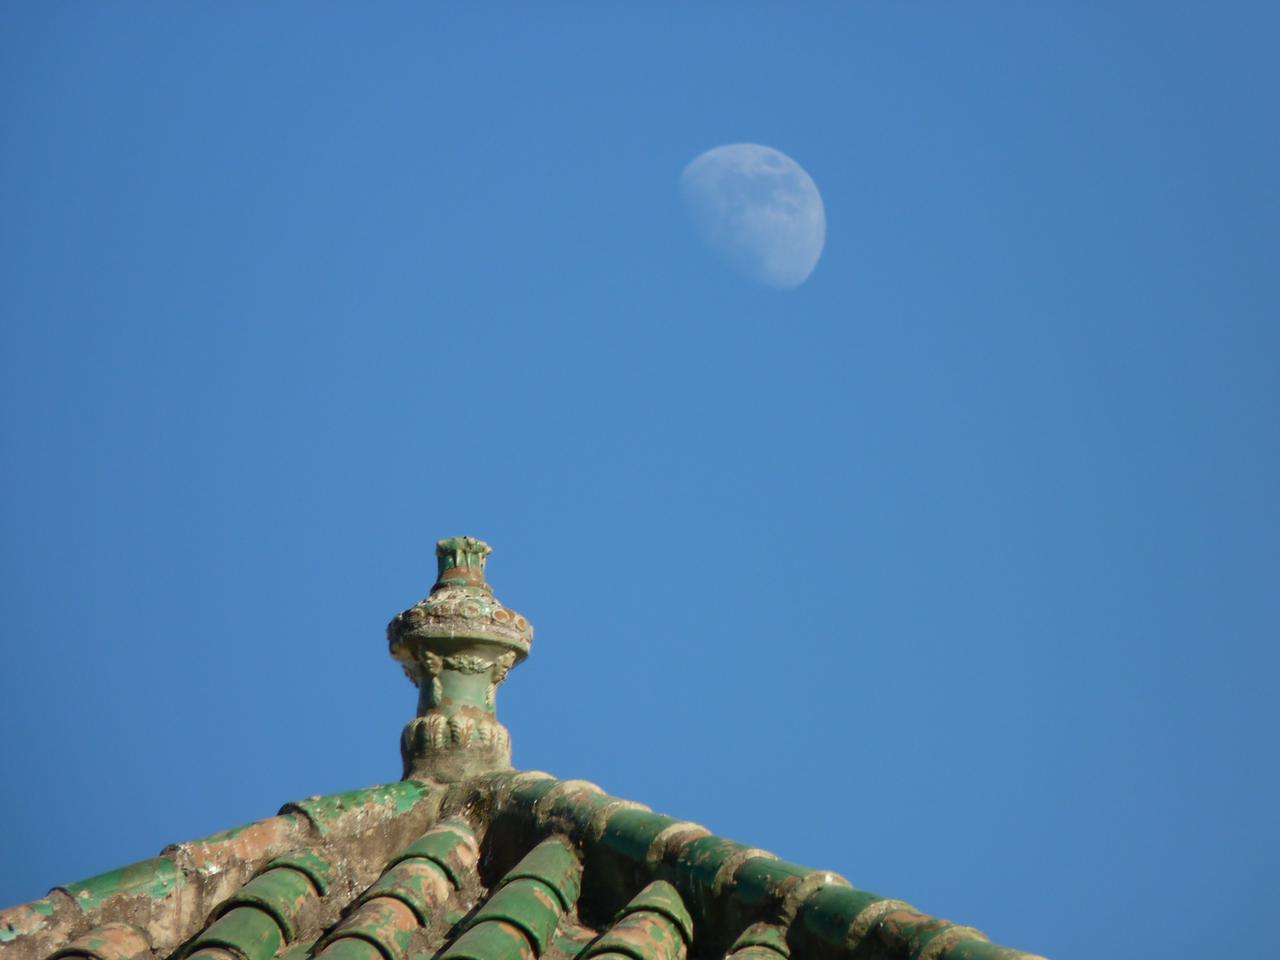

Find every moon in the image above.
[680,143,826,289]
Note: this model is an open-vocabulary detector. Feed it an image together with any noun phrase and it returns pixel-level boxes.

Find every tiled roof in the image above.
[1,538,1048,960]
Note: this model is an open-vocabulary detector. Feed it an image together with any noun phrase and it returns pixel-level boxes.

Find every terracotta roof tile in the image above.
[0,537,1048,960]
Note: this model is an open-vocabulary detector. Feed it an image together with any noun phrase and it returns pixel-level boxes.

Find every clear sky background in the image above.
[2,6,1277,959]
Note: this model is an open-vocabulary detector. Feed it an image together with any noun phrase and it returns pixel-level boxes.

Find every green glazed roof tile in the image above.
[265,851,336,897]
[596,810,684,865]
[585,910,686,960]
[274,939,316,960]
[322,899,418,960]
[50,922,152,960]
[730,859,812,912]
[190,906,285,960]
[729,922,788,957]
[0,898,57,944]
[505,777,561,811]
[942,942,1049,960]
[796,884,888,947]
[466,878,563,954]
[58,858,182,913]
[439,920,535,960]
[547,921,598,958]
[313,939,382,960]
[534,782,614,836]
[281,782,430,837]
[220,867,315,941]
[614,881,693,945]
[672,834,752,910]
[868,906,969,957]
[388,819,477,889]
[359,859,452,925]
[497,837,581,912]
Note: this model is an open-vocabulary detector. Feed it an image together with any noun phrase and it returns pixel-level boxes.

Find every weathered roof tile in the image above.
[49,922,152,960]
[438,919,535,960]
[584,880,691,960]
[387,817,479,890]
[188,905,284,960]
[265,851,337,898]
[491,837,581,913]
[725,921,788,959]
[358,860,451,926]
[217,867,317,942]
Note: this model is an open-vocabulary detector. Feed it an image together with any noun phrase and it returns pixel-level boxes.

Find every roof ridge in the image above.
[1,538,1051,960]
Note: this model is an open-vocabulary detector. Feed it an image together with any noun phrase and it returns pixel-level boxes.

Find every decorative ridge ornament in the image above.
[388,536,532,782]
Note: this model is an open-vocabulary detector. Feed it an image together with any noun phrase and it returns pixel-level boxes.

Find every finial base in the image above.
[401,713,512,782]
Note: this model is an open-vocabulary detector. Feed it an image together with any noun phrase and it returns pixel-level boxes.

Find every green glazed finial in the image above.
[389,536,533,783]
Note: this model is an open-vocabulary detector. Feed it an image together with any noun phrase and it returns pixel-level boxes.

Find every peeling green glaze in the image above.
[192,906,285,960]
[540,786,614,835]
[58,857,181,912]
[674,834,751,903]
[944,942,1044,960]
[795,884,886,948]
[586,909,685,960]
[275,939,318,960]
[389,819,477,888]
[729,921,789,958]
[51,922,153,960]
[875,907,962,956]
[597,810,683,864]
[548,923,598,957]
[497,836,582,912]
[315,938,382,960]
[324,899,417,960]
[360,860,451,924]
[266,850,336,896]
[468,878,563,953]
[223,867,315,940]
[191,816,302,850]
[439,919,534,960]
[283,781,428,836]
[504,776,561,812]
[0,898,56,943]
[730,947,787,960]
[731,859,811,912]
[615,881,693,945]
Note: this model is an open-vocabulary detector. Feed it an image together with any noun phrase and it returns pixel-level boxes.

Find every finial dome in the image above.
[388,536,532,662]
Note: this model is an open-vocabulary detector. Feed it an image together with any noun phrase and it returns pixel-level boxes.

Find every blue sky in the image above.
[2,5,1277,958]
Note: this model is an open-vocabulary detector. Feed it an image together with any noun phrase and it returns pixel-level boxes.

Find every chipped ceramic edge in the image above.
[586,800,651,845]
[644,823,710,872]
[531,779,605,833]
[916,925,990,960]
[846,898,915,948]
[712,849,777,898]
[777,870,851,924]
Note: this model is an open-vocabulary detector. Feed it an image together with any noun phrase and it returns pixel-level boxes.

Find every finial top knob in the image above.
[434,536,492,590]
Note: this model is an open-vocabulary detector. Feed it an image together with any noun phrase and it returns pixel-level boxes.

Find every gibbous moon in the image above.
[680,143,826,289]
